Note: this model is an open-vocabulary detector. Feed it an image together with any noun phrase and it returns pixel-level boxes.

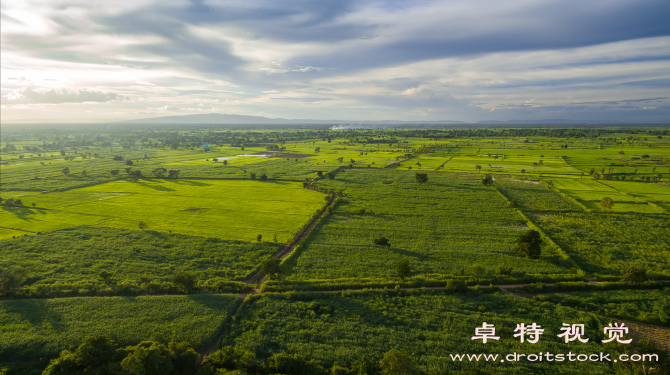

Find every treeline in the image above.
[1,335,494,375]
[4,127,668,155]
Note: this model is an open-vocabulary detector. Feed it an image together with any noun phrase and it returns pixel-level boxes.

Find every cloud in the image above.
[271,97,334,102]
[1,0,669,123]
[3,87,126,104]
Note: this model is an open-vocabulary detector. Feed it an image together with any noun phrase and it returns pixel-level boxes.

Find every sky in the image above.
[2,0,670,124]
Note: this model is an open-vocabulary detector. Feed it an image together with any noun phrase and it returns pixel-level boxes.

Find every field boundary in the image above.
[489,185,575,264]
[243,193,337,285]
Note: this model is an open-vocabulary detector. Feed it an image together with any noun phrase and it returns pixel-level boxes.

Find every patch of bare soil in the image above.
[614,319,670,354]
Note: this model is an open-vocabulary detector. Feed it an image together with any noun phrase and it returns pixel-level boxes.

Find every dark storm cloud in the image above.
[78,0,669,77]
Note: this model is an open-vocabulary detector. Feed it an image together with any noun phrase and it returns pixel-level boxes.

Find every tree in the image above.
[495,263,513,276]
[379,348,417,375]
[317,171,323,177]
[223,159,228,166]
[110,169,119,176]
[171,272,198,293]
[445,279,467,292]
[326,172,335,180]
[0,267,27,294]
[250,172,257,180]
[128,170,143,179]
[261,257,281,280]
[260,173,268,181]
[125,160,134,166]
[256,234,262,242]
[350,354,376,375]
[98,270,114,285]
[152,167,167,177]
[43,336,198,375]
[600,197,614,212]
[415,173,428,184]
[3,198,23,207]
[396,259,411,281]
[620,264,646,284]
[167,170,180,179]
[482,174,493,185]
[120,341,175,375]
[62,167,70,175]
[508,200,518,208]
[374,237,391,247]
[517,230,542,259]
[138,221,148,230]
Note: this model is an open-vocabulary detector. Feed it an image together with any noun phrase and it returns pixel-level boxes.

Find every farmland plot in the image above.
[284,169,570,283]
[222,290,612,375]
[0,294,240,361]
[0,178,325,242]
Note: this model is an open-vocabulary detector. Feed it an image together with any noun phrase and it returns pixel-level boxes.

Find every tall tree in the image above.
[415,173,428,184]
[600,197,614,212]
[517,230,542,259]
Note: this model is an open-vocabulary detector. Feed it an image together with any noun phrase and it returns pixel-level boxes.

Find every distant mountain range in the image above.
[114,113,643,126]
[117,113,466,125]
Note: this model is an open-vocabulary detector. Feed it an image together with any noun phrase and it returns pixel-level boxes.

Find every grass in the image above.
[494,176,578,211]
[535,287,670,326]
[0,294,240,361]
[0,178,326,242]
[532,212,670,275]
[282,169,572,285]
[222,289,613,375]
[0,226,280,284]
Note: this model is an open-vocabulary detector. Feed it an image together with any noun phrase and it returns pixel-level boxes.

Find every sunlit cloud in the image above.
[1,0,669,123]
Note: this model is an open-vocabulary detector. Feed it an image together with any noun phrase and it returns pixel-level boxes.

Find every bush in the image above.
[374,237,391,248]
[171,272,198,293]
[517,230,542,259]
[446,279,467,292]
[620,264,647,284]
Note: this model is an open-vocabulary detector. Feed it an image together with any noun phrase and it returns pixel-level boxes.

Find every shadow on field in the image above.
[135,180,175,192]
[263,180,293,186]
[1,299,65,332]
[0,206,45,221]
[175,180,212,187]
[389,247,432,260]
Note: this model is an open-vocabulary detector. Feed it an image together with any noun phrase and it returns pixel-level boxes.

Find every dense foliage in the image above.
[0,294,240,361]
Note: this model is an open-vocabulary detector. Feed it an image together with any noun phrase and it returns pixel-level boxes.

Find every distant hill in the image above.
[476,119,625,124]
[116,113,466,125]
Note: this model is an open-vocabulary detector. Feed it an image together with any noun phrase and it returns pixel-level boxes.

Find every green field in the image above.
[0,294,240,361]
[2,126,670,373]
[532,212,670,275]
[536,287,670,326]
[0,178,325,242]
[222,289,612,375]
[494,176,578,211]
[0,226,279,285]
[282,169,571,284]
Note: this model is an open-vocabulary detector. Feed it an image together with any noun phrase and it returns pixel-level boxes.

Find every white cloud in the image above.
[3,87,126,104]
